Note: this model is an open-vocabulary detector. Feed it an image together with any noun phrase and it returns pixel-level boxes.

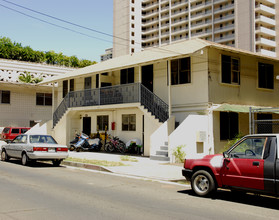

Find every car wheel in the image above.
[1,150,9,161]
[52,159,62,167]
[191,170,215,197]
[21,153,29,166]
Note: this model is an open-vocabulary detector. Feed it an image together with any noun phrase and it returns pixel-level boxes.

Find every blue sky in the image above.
[0,0,113,62]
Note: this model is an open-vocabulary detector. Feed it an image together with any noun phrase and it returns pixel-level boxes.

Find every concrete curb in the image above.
[62,161,112,173]
[62,160,187,183]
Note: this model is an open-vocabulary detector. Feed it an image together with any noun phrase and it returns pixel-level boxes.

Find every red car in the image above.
[1,127,30,142]
[182,134,279,197]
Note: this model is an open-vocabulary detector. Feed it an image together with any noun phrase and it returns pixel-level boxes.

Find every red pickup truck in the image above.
[182,134,279,197]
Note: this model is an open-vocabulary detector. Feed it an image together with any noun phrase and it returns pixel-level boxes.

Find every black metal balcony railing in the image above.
[53,83,169,127]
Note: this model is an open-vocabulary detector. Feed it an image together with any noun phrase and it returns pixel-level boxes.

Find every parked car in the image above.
[1,134,68,166]
[1,127,30,142]
[182,134,279,197]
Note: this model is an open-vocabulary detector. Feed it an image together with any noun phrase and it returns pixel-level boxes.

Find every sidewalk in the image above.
[64,151,185,182]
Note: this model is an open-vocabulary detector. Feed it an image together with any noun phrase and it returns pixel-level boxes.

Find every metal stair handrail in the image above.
[53,83,169,127]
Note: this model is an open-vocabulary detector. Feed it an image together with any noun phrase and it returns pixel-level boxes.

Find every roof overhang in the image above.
[39,38,279,85]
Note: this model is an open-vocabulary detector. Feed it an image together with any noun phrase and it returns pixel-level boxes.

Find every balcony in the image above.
[256,37,276,47]
[214,14,234,24]
[214,24,235,34]
[255,26,276,37]
[191,10,212,21]
[255,4,275,16]
[214,34,235,43]
[190,1,212,12]
[256,48,276,57]
[53,83,169,127]
[214,4,234,14]
[255,15,275,26]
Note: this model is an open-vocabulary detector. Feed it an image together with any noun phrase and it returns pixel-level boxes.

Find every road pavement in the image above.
[0,160,279,220]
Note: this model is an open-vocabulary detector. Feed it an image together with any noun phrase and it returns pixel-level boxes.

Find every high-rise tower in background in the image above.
[113,0,278,58]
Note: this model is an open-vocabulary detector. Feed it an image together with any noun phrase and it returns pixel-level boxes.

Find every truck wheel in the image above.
[191,170,215,197]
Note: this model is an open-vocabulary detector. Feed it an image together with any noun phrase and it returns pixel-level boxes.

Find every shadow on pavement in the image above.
[3,159,67,168]
[178,189,279,210]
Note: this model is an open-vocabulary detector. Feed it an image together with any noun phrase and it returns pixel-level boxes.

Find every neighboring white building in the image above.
[0,59,74,128]
[100,48,113,62]
[113,0,278,58]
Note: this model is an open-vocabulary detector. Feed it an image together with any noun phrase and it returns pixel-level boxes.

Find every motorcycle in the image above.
[69,133,80,151]
[73,133,102,152]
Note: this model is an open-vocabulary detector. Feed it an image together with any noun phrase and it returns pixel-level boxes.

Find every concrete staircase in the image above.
[150,142,170,161]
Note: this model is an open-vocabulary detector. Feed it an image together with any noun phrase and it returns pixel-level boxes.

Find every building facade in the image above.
[42,39,279,159]
[0,59,74,128]
[100,48,113,62]
[113,0,279,58]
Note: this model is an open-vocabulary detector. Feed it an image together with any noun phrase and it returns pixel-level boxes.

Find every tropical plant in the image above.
[18,71,43,84]
[172,145,186,163]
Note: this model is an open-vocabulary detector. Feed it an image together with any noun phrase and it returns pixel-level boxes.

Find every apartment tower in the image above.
[113,0,279,58]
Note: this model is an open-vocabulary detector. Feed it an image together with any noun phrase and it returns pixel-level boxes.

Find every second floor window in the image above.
[0,90,10,104]
[258,62,274,89]
[36,93,52,106]
[171,57,191,85]
[63,80,68,98]
[221,55,240,85]
[121,68,134,84]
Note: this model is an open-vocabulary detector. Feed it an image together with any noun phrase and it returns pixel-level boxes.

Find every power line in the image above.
[1,0,129,43]
[0,0,183,55]
[0,3,134,49]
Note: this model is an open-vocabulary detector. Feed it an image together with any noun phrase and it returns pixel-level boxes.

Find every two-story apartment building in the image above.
[0,59,74,128]
[41,38,279,159]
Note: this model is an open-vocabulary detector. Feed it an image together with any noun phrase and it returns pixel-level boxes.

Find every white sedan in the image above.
[1,134,68,166]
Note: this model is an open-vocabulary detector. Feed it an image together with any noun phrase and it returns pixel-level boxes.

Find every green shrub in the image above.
[172,145,186,163]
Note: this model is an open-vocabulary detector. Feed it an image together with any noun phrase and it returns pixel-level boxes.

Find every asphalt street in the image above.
[0,160,279,220]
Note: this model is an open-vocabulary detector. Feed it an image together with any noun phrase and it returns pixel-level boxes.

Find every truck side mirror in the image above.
[223,152,229,159]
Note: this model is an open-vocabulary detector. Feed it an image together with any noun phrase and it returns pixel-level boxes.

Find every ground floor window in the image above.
[122,114,136,131]
[97,115,109,131]
[220,112,239,140]
[36,93,52,106]
[0,90,10,104]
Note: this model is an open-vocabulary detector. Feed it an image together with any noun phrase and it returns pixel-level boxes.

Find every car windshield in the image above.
[29,135,57,144]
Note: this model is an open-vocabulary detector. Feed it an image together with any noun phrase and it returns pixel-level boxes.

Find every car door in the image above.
[220,137,266,190]
[6,135,23,158]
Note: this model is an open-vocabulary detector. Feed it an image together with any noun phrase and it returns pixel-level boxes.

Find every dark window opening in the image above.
[1,90,10,104]
[121,68,134,84]
[63,80,68,98]
[221,55,240,84]
[258,62,274,89]
[84,77,92,90]
[70,79,75,92]
[36,93,52,106]
[257,113,272,134]
[97,115,109,131]
[171,57,191,85]
[220,112,239,140]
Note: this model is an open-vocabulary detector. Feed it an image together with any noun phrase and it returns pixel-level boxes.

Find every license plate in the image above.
[48,149,55,153]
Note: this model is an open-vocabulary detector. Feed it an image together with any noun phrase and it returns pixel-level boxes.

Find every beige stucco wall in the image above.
[208,48,279,107]
[0,83,53,127]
